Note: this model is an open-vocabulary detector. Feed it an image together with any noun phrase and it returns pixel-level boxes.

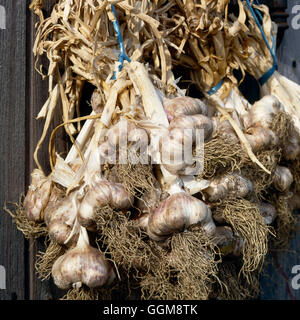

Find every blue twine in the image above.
[207,78,225,96]
[246,0,277,86]
[111,4,131,80]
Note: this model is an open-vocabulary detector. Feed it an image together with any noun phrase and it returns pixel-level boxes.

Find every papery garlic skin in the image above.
[169,114,213,141]
[24,169,53,222]
[52,227,115,289]
[160,128,194,174]
[163,96,208,122]
[243,95,282,130]
[147,193,216,241]
[160,114,213,174]
[244,127,279,153]
[203,173,253,202]
[105,119,136,148]
[78,174,133,229]
[44,192,79,245]
[101,119,149,164]
[273,166,293,192]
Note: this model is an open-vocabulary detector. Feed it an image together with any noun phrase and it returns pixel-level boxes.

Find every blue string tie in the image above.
[111,4,131,80]
[246,0,278,86]
[208,78,225,96]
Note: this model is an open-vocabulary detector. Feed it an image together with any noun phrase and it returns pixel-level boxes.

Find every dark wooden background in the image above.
[0,0,299,300]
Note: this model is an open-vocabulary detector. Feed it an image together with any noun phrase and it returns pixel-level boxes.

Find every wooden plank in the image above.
[0,0,27,300]
[260,0,300,300]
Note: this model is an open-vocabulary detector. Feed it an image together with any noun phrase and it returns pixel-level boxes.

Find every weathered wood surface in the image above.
[260,0,300,300]
[0,0,27,300]
[0,0,66,300]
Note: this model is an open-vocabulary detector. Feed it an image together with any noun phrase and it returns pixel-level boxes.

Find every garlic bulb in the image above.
[257,202,277,225]
[105,119,136,148]
[169,114,213,141]
[160,127,194,174]
[159,114,213,175]
[163,96,208,122]
[244,127,278,153]
[284,133,300,161]
[24,169,54,222]
[44,192,80,245]
[147,193,216,242]
[101,119,149,164]
[78,174,133,229]
[273,166,293,192]
[203,172,253,202]
[243,95,282,129]
[52,226,115,290]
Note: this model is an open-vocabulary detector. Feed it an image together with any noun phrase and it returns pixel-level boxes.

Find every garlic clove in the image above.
[24,169,53,222]
[169,114,213,141]
[44,192,79,245]
[244,127,279,153]
[244,95,282,129]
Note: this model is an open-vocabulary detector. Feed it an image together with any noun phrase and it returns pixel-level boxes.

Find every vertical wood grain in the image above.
[0,0,27,300]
